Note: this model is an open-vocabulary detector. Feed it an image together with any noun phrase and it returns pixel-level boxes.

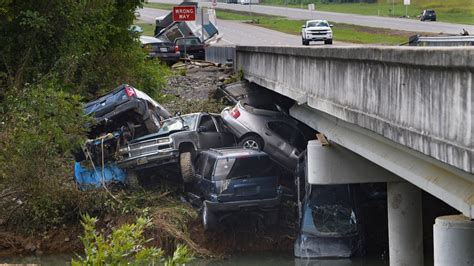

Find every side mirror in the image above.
[174,111,181,117]
[329,24,333,27]
[197,126,207,133]
[301,25,306,28]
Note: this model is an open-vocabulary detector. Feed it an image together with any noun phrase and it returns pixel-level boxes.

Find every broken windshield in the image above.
[157,114,198,134]
[307,185,357,235]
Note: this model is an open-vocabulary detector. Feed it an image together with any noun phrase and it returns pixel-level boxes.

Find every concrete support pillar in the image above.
[387,182,424,266]
[434,215,474,266]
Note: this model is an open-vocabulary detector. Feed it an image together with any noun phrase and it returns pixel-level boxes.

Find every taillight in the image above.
[175,45,179,53]
[231,108,240,119]
[124,86,136,98]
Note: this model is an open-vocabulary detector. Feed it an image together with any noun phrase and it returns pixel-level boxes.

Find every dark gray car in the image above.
[221,101,314,171]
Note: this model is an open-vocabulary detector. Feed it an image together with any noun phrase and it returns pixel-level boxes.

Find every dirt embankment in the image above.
[0,64,297,259]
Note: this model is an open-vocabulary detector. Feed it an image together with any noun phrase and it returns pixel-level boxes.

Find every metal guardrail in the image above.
[409,35,474,46]
[205,46,236,65]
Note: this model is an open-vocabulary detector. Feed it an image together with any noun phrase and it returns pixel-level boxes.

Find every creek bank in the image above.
[0,64,297,259]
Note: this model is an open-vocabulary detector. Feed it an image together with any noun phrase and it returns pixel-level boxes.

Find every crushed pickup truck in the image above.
[116,112,236,182]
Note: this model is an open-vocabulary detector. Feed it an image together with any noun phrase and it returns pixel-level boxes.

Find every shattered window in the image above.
[308,185,357,234]
[157,115,198,134]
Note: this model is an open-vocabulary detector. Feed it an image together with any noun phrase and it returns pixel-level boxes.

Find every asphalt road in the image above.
[150,0,474,35]
[139,7,354,46]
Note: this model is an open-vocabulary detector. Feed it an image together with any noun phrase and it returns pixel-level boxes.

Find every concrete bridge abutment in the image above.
[307,139,425,265]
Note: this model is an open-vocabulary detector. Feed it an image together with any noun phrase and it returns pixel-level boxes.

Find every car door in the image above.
[196,114,223,149]
[265,121,300,171]
[214,115,237,147]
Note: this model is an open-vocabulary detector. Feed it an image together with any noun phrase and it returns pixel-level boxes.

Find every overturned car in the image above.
[74,85,171,188]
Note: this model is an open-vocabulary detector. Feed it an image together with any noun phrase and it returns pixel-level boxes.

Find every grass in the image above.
[134,20,155,36]
[142,3,416,44]
[143,0,474,25]
[260,0,474,25]
[143,2,174,10]
[216,9,412,44]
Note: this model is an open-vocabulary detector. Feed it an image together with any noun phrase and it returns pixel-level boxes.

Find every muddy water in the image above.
[1,252,390,265]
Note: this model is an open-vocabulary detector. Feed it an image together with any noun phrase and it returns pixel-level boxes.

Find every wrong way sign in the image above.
[172,6,196,21]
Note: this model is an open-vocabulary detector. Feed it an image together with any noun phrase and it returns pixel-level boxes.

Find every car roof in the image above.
[204,148,268,158]
[307,20,328,23]
[139,35,163,44]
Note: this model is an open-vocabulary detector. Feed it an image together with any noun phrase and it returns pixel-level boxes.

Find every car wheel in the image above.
[324,39,333,45]
[239,135,263,150]
[202,203,217,231]
[179,151,195,183]
[144,109,160,133]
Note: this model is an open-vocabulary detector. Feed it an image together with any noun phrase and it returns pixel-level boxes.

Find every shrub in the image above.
[72,214,193,266]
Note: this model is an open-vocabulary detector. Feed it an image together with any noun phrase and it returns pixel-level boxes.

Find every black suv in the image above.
[420,9,436,21]
[116,113,236,182]
[190,148,282,231]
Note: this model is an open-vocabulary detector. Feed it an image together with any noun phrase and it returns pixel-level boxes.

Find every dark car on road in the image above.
[175,37,205,60]
[190,148,282,231]
[116,113,236,182]
[140,36,181,65]
[420,9,436,21]
[221,100,315,172]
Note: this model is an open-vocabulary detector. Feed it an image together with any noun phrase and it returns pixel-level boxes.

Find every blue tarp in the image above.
[74,162,126,190]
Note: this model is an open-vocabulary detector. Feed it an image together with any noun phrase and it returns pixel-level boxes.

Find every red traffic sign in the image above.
[172,6,196,22]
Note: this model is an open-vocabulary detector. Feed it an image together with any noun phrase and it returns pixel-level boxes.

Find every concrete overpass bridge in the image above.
[208,46,473,265]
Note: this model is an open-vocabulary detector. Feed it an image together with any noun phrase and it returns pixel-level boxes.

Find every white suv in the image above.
[301,20,333,45]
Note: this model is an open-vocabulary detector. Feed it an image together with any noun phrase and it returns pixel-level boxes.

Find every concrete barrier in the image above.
[235,46,474,174]
[205,45,235,65]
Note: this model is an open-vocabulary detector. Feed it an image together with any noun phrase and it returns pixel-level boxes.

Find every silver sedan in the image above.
[221,101,313,172]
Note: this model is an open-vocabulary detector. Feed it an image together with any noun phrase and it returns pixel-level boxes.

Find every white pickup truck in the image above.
[301,20,333,45]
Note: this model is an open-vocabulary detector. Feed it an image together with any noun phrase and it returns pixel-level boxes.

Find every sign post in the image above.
[172,6,196,22]
[308,3,315,18]
[404,0,410,17]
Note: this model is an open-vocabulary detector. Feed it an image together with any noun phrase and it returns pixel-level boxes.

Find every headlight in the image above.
[157,138,171,144]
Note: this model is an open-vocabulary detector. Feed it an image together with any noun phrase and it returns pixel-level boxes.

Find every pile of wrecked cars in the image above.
[74,81,383,259]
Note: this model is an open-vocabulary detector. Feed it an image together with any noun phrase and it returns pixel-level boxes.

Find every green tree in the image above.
[0,0,169,231]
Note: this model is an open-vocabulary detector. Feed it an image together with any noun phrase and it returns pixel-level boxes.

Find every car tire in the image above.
[125,170,140,189]
[302,38,309,46]
[179,151,195,183]
[202,203,217,231]
[239,135,263,151]
[144,109,160,133]
[325,39,333,45]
